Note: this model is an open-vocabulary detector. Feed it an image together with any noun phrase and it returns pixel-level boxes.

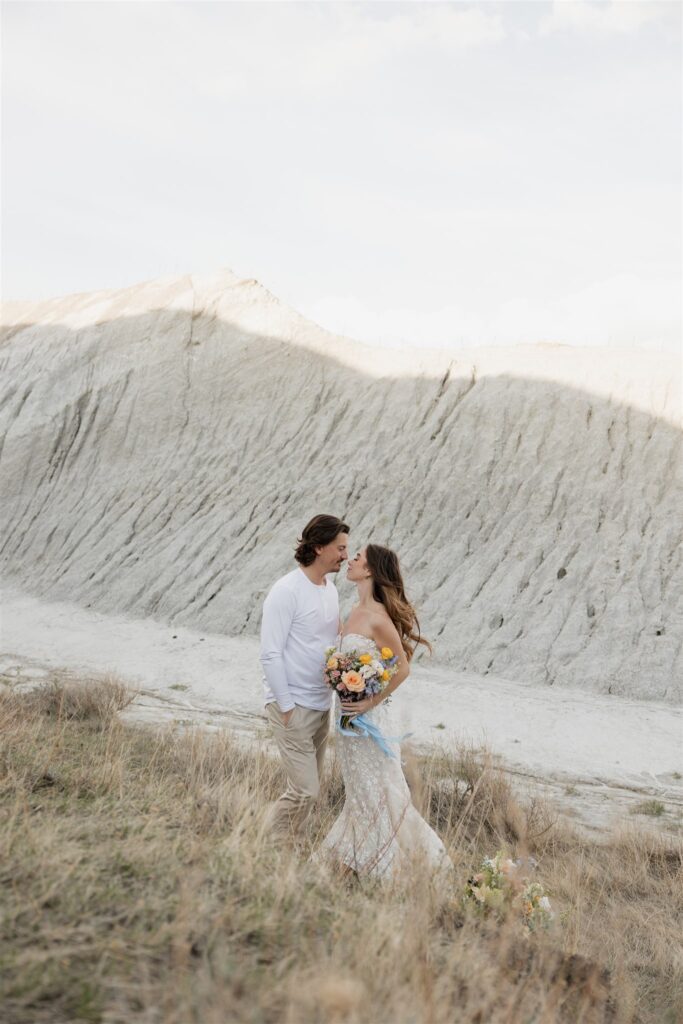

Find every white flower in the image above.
[360,664,376,679]
[539,896,552,912]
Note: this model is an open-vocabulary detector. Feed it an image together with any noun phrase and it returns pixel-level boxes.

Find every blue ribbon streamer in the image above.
[337,713,412,759]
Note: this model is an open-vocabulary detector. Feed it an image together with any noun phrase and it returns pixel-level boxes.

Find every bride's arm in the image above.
[339,616,409,715]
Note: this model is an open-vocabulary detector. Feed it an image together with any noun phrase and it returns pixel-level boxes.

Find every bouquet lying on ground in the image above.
[323,645,399,730]
[463,850,554,933]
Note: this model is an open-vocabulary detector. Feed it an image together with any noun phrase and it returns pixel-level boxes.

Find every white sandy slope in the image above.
[2,585,681,836]
[1,268,682,702]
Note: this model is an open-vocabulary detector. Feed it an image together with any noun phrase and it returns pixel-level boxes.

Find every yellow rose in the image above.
[381,647,393,660]
[342,670,365,693]
[327,657,338,670]
[381,670,390,682]
[359,654,372,664]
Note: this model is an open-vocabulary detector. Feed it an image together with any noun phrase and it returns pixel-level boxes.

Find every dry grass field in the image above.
[1,675,681,1024]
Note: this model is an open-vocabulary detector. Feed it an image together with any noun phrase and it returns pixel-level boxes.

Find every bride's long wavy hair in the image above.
[365,544,432,662]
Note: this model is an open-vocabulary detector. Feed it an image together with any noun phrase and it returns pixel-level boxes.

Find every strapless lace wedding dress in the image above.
[315,632,453,881]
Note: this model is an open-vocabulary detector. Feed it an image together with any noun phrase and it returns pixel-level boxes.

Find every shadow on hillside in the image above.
[0,304,681,701]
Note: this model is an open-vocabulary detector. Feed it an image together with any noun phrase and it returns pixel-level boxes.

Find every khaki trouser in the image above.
[264,702,331,838]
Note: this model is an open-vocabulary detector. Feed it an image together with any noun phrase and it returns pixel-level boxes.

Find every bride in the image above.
[315,543,453,881]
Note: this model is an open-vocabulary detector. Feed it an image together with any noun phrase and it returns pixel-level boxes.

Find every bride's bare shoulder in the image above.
[368,606,394,634]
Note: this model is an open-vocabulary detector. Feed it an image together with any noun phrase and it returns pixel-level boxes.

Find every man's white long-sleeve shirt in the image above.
[260,567,340,712]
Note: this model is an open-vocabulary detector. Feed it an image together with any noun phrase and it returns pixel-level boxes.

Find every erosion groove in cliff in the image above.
[1,270,681,702]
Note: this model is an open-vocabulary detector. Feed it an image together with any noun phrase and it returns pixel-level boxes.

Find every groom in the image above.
[260,513,349,839]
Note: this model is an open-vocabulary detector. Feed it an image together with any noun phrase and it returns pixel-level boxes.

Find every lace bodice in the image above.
[335,631,389,726]
[339,632,381,656]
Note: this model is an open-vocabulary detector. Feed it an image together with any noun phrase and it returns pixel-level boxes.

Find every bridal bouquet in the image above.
[463,850,554,932]
[323,645,398,731]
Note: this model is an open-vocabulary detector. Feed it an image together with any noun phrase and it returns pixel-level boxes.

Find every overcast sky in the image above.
[2,1,681,351]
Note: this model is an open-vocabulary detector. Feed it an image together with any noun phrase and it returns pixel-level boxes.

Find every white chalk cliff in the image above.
[1,269,681,701]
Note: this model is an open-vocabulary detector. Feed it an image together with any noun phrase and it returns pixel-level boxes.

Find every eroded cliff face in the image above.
[1,269,681,701]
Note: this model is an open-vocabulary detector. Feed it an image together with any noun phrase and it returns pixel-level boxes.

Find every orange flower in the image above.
[381,670,390,682]
[342,670,365,693]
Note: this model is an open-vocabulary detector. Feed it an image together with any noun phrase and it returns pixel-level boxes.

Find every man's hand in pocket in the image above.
[281,707,295,727]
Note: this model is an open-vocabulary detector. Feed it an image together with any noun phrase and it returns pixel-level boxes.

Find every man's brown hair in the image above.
[294,514,350,566]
